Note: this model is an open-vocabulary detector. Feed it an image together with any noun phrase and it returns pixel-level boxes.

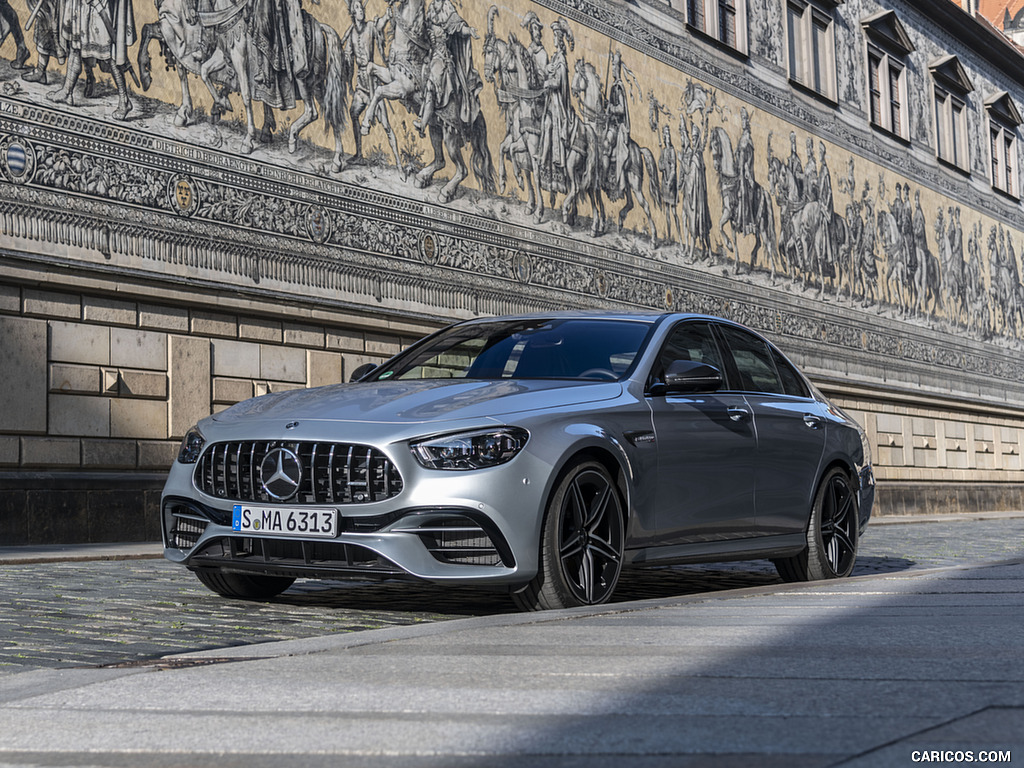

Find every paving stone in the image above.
[0,518,1022,673]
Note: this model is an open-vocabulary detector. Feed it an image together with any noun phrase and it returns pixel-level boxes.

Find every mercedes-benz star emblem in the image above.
[259,448,302,500]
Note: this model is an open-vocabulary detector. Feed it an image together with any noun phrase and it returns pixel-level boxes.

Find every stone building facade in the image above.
[2,0,1024,543]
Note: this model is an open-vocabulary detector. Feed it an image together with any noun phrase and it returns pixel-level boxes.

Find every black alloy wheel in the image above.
[774,467,859,582]
[513,460,625,611]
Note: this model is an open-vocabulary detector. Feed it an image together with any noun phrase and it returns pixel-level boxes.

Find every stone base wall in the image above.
[3,263,1024,545]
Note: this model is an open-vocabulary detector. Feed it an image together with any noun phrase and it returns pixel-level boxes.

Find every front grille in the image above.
[194,441,403,504]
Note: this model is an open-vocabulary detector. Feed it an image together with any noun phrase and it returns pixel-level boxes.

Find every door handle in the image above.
[728,407,751,422]
[803,414,824,429]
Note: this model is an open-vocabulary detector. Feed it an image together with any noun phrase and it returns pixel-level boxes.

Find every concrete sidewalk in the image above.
[1,557,1021,767]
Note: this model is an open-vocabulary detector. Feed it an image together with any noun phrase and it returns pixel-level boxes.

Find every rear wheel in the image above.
[513,461,625,611]
[194,569,296,599]
[774,467,859,582]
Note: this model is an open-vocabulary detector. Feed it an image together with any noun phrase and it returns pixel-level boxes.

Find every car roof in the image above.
[453,311,716,326]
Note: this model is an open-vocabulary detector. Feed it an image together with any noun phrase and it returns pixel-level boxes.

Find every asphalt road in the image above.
[2,514,1023,673]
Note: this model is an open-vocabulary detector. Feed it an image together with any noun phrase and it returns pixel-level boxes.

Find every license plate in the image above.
[232,505,338,538]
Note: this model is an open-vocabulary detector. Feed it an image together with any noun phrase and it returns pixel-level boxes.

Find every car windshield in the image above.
[372,318,652,381]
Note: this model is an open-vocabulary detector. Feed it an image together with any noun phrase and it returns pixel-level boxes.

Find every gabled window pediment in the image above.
[986,91,1022,127]
[930,55,974,95]
[862,10,915,56]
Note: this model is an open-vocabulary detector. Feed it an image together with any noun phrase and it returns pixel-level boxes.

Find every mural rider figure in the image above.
[603,50,630,196]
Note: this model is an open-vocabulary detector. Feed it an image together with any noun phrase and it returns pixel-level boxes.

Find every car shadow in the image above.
[270,555,922,615]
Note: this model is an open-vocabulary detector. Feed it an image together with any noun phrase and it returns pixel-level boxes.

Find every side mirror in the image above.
[662,359,723,394]
[349,362,379,382]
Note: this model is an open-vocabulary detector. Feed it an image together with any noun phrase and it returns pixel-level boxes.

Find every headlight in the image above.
[411,427,529,471]
[177,427,206,464]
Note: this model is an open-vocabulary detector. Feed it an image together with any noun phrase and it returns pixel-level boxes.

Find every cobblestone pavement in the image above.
[2,516,1023,674]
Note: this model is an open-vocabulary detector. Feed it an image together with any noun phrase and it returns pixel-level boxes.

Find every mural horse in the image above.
[138,0,350,167]
[876,209,914,315]
[483,7,545,220]
[358,0,495,202]
[709,127,782,282]
[569,59,660,242]
[767,146,832,297]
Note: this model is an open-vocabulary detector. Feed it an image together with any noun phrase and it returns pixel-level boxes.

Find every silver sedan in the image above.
[161,312,874,610]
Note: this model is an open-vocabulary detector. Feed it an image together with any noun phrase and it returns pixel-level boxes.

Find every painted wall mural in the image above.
[3,0,1024,354]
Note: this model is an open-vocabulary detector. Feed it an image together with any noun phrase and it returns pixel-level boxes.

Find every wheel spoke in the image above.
[584,483,612,530]
[588,534,622,564]
[832,527,854,557]
[579,549,595,603]
[559,536,584,561]
[569,479,588,530]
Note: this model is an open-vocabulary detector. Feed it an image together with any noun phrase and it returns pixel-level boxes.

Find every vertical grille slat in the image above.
[194,440,403,505]
[327,444,337,504]
[308,443,319,504]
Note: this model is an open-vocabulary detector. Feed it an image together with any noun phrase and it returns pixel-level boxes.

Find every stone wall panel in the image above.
[0,317,47,433]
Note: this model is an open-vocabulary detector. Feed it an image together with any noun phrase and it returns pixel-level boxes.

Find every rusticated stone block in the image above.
[21,437,80,466]
[138,441,179,469]
[50,364,101,394]
[0,284,19,313]
[0,437,19,465]
[83,297,136,327]
[111,328,167,371]
[365,333,401,357]
[23,288,80,319]
[212,339,260,378]
[118,370,169,399]
[111,399,168,440]
[169,336,211,439]
[49,394,110,437]
[213,377,254,405]
[139,304,189,332]
[284,322,325,348]
[308,350,343,388]
[240,317,283,343]
[0,316,47,432]
[191,310,237,338]
[261,344,306,383]
[50,321,109,365]
[326,330,365,353]
[82,439,136,468]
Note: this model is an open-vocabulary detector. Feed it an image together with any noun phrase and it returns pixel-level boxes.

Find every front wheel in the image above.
[513,461,625,611]
[194,569,296,600]
[774,467,859,582]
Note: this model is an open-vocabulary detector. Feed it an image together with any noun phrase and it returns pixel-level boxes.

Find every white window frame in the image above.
[867,45,908,138]
[934,86,969,171]
[787,0,837,101]
[687,0,748,54]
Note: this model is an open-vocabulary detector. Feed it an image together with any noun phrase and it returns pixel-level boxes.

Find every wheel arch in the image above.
[552,442,630,509]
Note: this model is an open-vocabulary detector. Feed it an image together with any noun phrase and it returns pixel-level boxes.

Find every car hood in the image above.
[211,379,623,426]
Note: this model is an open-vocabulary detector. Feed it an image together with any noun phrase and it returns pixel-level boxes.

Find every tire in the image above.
[194,569,296,599]
[513,460,625,611]
[774,467,859,582]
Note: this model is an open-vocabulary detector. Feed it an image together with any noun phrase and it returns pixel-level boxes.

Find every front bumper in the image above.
[161,494,529,586]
